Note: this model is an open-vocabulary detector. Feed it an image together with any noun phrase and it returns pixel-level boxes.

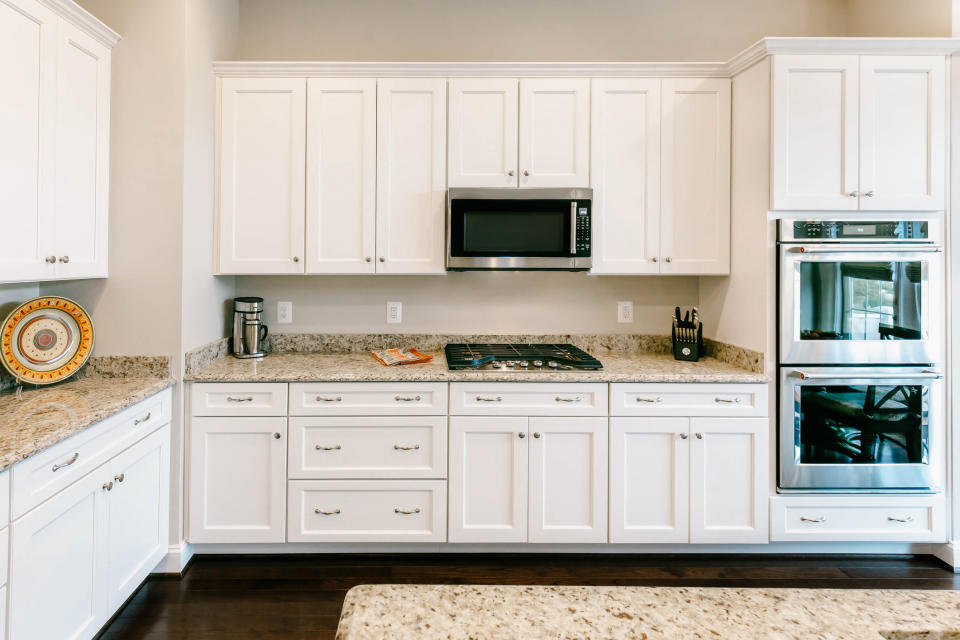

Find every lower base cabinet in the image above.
[770,495,946,542]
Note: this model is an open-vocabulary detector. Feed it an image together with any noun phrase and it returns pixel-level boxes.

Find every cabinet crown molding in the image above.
[215,37,960,79]
[38,0,121,47]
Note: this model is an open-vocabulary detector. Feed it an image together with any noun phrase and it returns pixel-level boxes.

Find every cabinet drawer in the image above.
[610,383,768,416]
[288,416,447,479]
[191,383,288,416]
[11,389,171,519]
[289,383,447,416]
[450,383,607,416]
[770,495,946,542]
[287,480,446,542]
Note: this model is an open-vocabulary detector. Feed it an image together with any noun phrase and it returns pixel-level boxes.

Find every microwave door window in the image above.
[798,260,923,341]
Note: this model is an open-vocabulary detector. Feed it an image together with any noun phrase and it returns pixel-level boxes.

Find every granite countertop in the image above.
[0,376,175,472]
[183,351,768,384]
[336,584,960,640]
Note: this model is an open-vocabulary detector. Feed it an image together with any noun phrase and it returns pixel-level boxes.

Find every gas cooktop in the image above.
[444,343,603,372]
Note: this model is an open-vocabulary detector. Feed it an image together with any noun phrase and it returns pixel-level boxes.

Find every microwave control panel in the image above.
[575,207,591,256]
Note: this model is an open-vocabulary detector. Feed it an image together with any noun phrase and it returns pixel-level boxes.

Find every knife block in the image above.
[672,322,703,362]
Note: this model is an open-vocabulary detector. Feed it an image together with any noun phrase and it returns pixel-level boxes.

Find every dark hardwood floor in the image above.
[97,554,960,640]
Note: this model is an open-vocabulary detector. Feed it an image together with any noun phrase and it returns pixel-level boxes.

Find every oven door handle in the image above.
[789,370,943,380]
[786,245,942,254]
[570,201,577,255]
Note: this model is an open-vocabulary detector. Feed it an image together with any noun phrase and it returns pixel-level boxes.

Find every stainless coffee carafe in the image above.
[232,297,268,359]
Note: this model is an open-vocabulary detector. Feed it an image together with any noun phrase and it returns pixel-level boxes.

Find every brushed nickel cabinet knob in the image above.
[59,256,69,264]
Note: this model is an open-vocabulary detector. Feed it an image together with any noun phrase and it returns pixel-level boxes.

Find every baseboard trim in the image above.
[932,542,960,572]
[152,542,196,575]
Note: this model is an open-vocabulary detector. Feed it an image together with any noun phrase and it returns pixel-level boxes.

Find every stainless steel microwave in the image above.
[446,188,592,271]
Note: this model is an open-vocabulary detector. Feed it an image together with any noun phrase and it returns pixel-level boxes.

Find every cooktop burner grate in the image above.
[444,343,603,371]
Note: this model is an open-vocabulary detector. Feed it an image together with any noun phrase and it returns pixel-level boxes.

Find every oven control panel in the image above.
[784,220,930,242]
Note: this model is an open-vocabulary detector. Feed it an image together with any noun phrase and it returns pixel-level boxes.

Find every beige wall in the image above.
[845,0,951,37]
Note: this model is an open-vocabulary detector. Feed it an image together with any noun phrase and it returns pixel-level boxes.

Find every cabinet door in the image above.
[590,79,661,274]
[52,20,110,279]
[189,417,287,543]
[689,417,768,544]
[448,416,528,543]
[772,55,859,210]
[860,55,945,211]
[10,464,108,640]
[305,78,377,273]
[375,78,446,274]
[609,417,689,543]
[518,79,590,188]
[528,417,607,543]
[660,78,730,275]
[106,425,170,610]
[448,78,518,187]
[0,0,57,283]
[218,77,306,274]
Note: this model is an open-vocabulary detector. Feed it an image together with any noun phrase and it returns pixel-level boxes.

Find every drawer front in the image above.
[287,480,446,542]
[289,383,447,416]
[11,389,172,519]
[288,416,447,479]
[610,383,768,416]
[770,496,946,542]
[450,383,608,416]
[191,383,288,417]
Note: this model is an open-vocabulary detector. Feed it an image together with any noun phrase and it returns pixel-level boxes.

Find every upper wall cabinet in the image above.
[218,77,307,274]
[772,55,945,211]
[0,0,115,285]
[591,78,730,276]
[448,78,589,188]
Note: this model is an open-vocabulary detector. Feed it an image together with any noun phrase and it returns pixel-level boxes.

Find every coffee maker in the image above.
[232,297,268,359]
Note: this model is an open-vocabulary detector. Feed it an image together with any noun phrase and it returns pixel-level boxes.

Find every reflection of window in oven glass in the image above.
[798,384,927,465]
[846,275,895,340]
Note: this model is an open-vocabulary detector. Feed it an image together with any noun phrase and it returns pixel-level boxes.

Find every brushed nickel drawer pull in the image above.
[395,395,421,402]
[317,396,342,402]
[555,396,581,403]
[476,396,502,402]
[52,452,79,472]
[114,473,125,483]
[134,412,152,425]
[714,397,741,404]
[102,481,113,491]
[394,507,421,515]
[800,516,826,523]
[316,445,342,451]
[394,444,420,451]
[636,397,662,403]
[888,516,914,523]
[315,508,341,515]
[226,396,254,403]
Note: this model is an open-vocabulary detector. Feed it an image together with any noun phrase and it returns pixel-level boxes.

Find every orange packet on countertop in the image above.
[371,348,434,366]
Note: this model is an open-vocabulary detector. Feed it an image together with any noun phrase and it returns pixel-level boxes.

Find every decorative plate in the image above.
[1,297,94,385]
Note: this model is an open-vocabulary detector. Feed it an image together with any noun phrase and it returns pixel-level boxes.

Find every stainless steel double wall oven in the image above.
[777,219,944,491]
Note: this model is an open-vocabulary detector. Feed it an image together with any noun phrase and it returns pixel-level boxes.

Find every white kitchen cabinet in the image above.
[218,77,306,274]
[0,0,115,284]
[859,56,945,211]
[375,78,447,274]
[609,417,689,543]
[448,416,528,543]
[448,78,519,188]
[590,79,661,275]
[188,417,287,543]
[518,79,590,188]
[660,78,730,275]
[689,417,767,544]
[305,78,377,274]
[528,417,607,543]
[770,494,946,542]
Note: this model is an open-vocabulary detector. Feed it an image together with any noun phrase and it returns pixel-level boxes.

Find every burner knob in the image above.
[520,361,529,368]
[506,361,517,367]
[492,361,503,368]
[547,361,559,369]
[533,360,544,368]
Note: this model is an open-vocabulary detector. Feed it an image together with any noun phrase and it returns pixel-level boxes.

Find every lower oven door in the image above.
[779,366,942,491]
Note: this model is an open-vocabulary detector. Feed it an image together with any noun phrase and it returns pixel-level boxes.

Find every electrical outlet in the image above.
[277,301,293,324]
[617,301,634,324]
[387,301,402,324]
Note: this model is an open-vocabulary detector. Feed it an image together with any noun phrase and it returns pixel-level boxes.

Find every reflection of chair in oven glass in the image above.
[800,385,924,464]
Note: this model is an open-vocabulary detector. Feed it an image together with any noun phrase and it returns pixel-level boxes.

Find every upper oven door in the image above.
[779,243,943,365]
[447,188,591,270]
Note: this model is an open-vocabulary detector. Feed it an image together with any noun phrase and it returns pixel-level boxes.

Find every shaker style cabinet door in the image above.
[189,417,288,543]
[527,417,607,543]
[0,0,58,283]
[859,55,945,211]
[590,79,661,274]
[518,78,590,188]
[218,77,306,274]
[771,55,859,210]
[660,78,730,275]
[305,78,377,273]
[375,78,447,274]
[609,417,690,543]
[448,78,519,188]
[448,416,528,543]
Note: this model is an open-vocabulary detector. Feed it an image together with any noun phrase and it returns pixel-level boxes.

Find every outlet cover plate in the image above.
[387,301,402,324]
[617,301,634,324]
[277,301,293,324]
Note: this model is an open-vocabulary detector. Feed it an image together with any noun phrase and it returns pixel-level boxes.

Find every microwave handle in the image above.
[789,370,943,380]
[570,202,577,255]
[786,245,942,254]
